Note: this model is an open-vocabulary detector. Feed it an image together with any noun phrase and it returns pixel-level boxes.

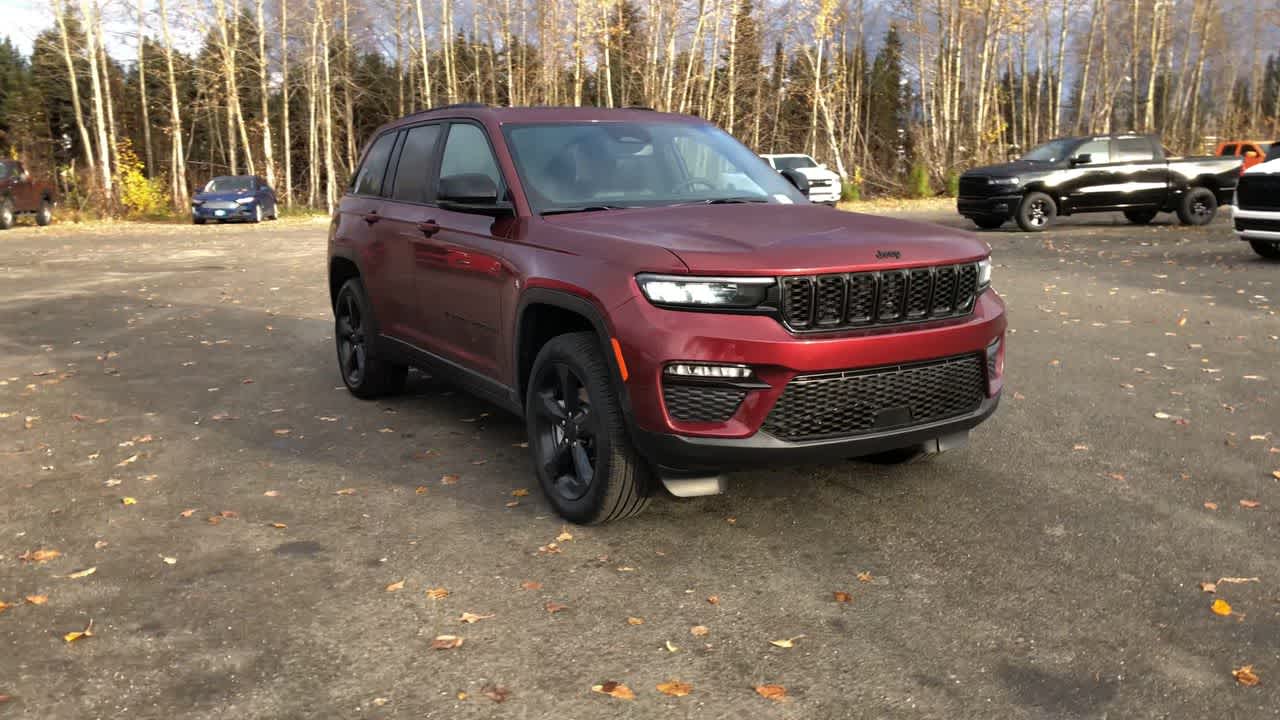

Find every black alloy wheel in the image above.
[335,288,367,388]
[1177,187,1217,226]
[0,198,13,229]
[333,278,407,399]
[1016,191,1056,232]
[531,362,599,503]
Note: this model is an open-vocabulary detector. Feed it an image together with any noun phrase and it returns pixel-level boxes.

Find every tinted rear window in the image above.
[1267,143,1280,162]
[1218,144,1238,156]
[1113,138,1154,162]
[353,132,397,196]
[390,124,442,204]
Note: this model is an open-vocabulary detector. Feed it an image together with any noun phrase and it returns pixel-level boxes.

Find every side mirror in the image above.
[1069,153,1092,167]
[438,173,511,215]
[780,168,810,195]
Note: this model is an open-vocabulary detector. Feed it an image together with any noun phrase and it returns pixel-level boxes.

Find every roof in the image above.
[386,104,706,129]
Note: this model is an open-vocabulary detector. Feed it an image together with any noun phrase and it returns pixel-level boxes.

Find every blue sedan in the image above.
[191,175,278,224]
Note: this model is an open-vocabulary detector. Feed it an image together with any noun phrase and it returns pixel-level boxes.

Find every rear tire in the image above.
[971,215,1006,230]
[334,278,407,399]
[0,198,13,229]
[1123,209,1158,225]
[526,332,654,524]
[1177,187,1217,226]
[1015,192,1056,232]
[1251,240,1280,259]
[35,199,52,226]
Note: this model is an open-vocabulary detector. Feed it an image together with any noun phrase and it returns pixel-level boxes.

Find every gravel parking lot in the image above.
[1,209,1276,718]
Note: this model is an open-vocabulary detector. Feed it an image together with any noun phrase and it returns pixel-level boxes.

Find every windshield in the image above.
[770,155,817,171]
[1020,139,1078,163]
[503,121,806,213]
[204,176,254,193]
[1267,143,1280,162]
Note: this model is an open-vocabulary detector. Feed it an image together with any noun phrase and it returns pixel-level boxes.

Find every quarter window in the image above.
[390,124,442,204]
[353,132,397,196]
[439,123,502,193]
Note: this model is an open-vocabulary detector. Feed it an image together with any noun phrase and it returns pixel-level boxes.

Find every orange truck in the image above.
[1215,140,1277,173]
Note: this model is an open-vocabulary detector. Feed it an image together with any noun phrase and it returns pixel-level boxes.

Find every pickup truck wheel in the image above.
[0,198,13,230]
[334,278,407,399]
[971,215,1006,230]
[1251,240,1280,260]
[1015,192,1055,232]
[1123,209,1158,225]
[526,332,653,524]
[35,200,53,226]
[1177,187,1217,226]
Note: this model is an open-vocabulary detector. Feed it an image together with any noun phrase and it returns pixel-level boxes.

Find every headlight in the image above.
[636,274,774,309]
[988,177,1019,185]
[977,257,992,290]
[235,196,256,205]
[191,199,203,206]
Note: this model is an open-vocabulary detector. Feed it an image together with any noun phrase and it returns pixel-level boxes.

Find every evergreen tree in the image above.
[867,25,905,173]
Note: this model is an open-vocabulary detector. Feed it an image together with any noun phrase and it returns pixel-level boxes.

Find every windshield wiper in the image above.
[702,196,769,204]
[540,205,636,216]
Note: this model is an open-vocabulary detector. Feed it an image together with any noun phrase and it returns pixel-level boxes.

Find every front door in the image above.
[1061,139,1115,211]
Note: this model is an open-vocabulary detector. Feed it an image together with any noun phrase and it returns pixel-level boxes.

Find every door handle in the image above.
[363,211,380,224]
[417,220,441,237]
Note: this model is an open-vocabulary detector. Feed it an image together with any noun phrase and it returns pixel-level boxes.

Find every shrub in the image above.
[906,164,931,198]
[114,140,168,218]
[945,171,960,197]
[841,166,863,203]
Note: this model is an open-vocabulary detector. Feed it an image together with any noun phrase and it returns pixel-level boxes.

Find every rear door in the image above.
[341,130,407,336]
[416,120,514,381]
[1108,137,1167,209]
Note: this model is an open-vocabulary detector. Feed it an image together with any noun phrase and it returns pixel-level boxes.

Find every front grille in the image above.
[1236,217,1280,233]
[1237,176,1280,211]
[762,354,986,441]
[779,263,980,332]
[663,384,746,423]
[202,200,238,210]
[809,179,832,188]
[959,176,992,197]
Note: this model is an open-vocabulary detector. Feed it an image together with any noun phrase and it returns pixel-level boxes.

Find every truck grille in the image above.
[779,263,979,332]
[958,176,992,197]
[1237,176,1280,211]
[761,354,986,442]
[1236,217,1280,233]
[809,179,832,188]
[662,384,746,423]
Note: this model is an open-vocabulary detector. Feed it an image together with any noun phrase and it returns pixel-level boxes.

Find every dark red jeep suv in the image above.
[328,105,1006,524]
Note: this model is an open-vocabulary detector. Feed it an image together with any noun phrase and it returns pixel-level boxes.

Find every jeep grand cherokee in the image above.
[328,105,1007,524]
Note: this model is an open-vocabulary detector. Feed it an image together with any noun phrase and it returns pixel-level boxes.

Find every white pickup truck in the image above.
[1234,144,1280,259]
[760,154,842,206]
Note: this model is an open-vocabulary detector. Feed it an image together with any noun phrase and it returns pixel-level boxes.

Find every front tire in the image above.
[334,278,407,399]
[1251,240,1280,259]
[1177,187,1217,226]
[193,217,206,225]
[0,198,13,229]
[35,199,53,226]
[1123,209,1158,225]
[526,332,653,524]
[1015,191,1056,232]
[971,215,1006,230]
[251,204,262,223]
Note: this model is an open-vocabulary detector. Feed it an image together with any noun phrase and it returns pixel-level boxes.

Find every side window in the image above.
[390,124,442,203]
[439,123,502,192]
[1219,144,1238,156]
[1075,140,1110,164]
[1113,138,1154,162]
[352,132,397,197]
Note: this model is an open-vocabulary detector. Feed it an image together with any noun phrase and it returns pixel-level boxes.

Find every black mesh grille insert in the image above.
[761,354,986,441]
[1236,217,1280,233]
[958,176,992,197]
[663,384,746,423]
[779,263,981,332]
[1237,176,1280,211]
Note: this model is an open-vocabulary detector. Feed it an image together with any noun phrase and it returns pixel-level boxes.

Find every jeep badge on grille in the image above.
[876,250,901,259]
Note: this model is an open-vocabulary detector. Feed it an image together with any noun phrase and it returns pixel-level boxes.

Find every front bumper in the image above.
[193,202,256,220]
[611,289,1007,469]
[958,194,1021,218]
[807,185,841,204]
[1233,207,1280,241]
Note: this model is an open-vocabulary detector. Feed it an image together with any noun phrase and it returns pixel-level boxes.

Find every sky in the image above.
[7,0,51,57]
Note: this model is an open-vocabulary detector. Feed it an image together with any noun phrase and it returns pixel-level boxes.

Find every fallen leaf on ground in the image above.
[459,612,494,624]
[426,587,449,600]
[690,625,709,637]
[19,549,61,563]
[520,580,542,591]
[769,635,804,649]
[706,595,719,605]
[857,571,874,583]
[334,488,356,495]
[263,490,280,497]
[556,528,574,542]
[545,601,568,614]
[626,616,644,625]
[1217,577,1260,585]
[431,634,463,650]
[1106,472,1126,482]
[121,497,137,506]
[833,591,852,603]
[272,428,291,436]
[1203,501,1218,510]
[371,697,389,707]
[1232,665,1260,687]
[504,501,519,507]
[1200,582,1217,593]
[1273,470,1280,480]
[665,640,679,652]
[179,509,196,518]
[385,580,405,592]
[656,680,693,697]
[415,486,428,494]
[1211,599,1232,616]
[115,454,139,467]
[755,684,787,701]
[63,619,94,643]
[591,681,635,700]
[511,488,529,497]
[1239,499,1261,509]
[25,595,48,605]
[93,540,108,549]
[440,474,459,485]
[219,510,238,519]
[0,601,10,614]
[481,684,510,703]
[270,522,288,529]
[66,567,96,579]
[537,543,561,554]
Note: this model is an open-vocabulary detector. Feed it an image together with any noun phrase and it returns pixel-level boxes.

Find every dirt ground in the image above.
[0,209,1276,718]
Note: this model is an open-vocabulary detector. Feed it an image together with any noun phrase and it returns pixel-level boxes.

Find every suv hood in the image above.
[544,204,988,275]
[963,160,1047,178]
[194,190,256,202]
[791,166,840,181]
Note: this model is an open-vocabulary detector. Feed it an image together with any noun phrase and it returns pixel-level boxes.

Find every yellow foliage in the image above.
[114,139,168,217]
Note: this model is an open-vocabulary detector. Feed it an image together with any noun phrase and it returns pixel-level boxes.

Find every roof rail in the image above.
[405,102,489,118]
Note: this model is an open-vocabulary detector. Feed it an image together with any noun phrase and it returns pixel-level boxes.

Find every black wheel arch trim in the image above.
[514,287,636,428]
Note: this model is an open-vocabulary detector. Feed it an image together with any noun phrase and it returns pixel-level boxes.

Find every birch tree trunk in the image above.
[280,0,292,205]
[54,0,96,175]
[257,0,276,189]
[157,0,187,208]
[78,0,112,196]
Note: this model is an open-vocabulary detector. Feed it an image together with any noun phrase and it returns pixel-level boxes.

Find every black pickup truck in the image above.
[958,134,1241,231]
